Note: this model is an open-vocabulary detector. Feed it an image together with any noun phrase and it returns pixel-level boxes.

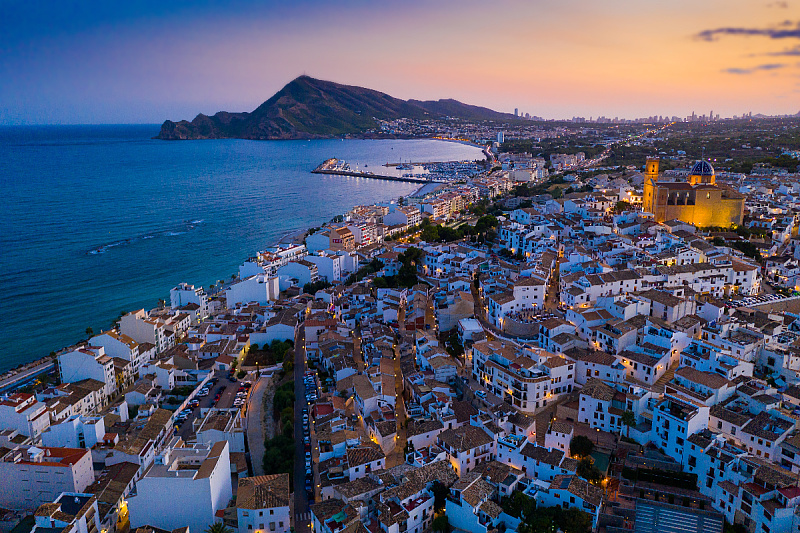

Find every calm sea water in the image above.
[0,125,483,371]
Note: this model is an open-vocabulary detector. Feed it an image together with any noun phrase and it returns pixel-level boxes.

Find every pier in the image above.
[312,158,445,184]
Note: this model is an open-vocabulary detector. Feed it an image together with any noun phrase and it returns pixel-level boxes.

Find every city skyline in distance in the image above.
[1,0,799,125]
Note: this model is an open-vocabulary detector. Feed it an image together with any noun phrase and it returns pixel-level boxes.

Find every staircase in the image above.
[653,362,679,393]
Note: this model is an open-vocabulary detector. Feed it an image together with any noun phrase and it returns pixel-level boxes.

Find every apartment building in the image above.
[383,206,422,229]
[58,347,116,403]
[0,446,94,510]
[41,415,105,449]
[128,441,232,533]
[89,331,144,373]
[31,492,100,533]
[170,282,209,319]
[237,474,291,533]
[651,393,710,463]
[437,425,495,477]
[0,392,50,439]
[195,408,246,454]
[472,341,567,413]
[226,274,280,306]
[120,310,175,354]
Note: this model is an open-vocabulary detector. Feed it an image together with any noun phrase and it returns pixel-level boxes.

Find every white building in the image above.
[58,348,116,403]
[89,331,144,373]
[128,441,232,533]
[236,474,291,533]
[304,252,344,282]
[41,415,105,449]
[170,282,209,319]
[120,310,175,354]
[651,393,709,464]
[0,392,51,439]
[437,425,495,478]
[31,492,101,533]
[383,206,422,229]
[225,274,280,307]
[196,409,246,453]
[276,260,319,290]
[0,446,94,510]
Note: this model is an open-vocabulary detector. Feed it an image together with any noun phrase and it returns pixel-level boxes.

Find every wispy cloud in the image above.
[767,1,789,7]
[761,45,800,55]
[723,63,787,74]
[696,21,800,41]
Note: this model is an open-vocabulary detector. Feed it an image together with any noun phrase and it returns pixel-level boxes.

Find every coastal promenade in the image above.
[0,359,55,394]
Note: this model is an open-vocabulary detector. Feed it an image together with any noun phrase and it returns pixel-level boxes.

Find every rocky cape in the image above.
[157,76,517,140]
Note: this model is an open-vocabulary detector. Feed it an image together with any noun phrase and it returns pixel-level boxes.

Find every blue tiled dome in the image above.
[690,160,714,176]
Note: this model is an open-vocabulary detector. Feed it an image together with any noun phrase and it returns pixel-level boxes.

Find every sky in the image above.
[1,0,799,124]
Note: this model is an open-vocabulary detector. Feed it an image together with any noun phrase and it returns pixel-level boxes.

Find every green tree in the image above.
[431,481,449,513]
[432,516,449,533]
[85,326,94,337]
[569,435,594,458]
[558,507,593,533]
[613,200,631,213]
[576,457,603,485]
[519,513,556,533]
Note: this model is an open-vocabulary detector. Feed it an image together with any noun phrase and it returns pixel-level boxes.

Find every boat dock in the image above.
[312,158,445,184]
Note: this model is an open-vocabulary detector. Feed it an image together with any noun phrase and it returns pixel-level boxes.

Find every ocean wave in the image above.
[87,220,203,255]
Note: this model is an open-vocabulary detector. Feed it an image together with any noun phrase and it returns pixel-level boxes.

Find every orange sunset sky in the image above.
[1,0,799,123]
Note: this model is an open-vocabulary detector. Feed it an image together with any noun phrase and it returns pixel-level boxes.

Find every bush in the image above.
[273,382,296,416]
[262,434,295,477]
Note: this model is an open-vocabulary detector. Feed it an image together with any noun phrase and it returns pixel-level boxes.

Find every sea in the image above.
[0,125,484,372]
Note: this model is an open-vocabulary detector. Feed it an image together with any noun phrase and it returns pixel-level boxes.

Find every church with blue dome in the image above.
[642,157,744,227]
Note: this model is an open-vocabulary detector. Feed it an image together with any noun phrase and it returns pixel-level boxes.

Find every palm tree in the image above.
[85,326,94,337]
[204,523,232,533]
[621,410,636,438]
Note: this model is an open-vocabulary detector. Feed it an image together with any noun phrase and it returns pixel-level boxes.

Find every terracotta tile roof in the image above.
[237,474,290,510]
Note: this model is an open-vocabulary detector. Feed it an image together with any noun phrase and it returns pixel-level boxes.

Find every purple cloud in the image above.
[723,63,787,74]
[696,21,800,41]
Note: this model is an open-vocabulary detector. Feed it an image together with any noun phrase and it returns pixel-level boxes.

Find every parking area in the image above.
[174,373,253,440]
[728,292,790,308]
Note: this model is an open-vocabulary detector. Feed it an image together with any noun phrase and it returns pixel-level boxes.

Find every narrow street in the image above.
[292,327,311,531]
[386,337,408,468]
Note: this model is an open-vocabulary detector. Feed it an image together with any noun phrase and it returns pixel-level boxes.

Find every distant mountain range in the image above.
[157,76,516,140]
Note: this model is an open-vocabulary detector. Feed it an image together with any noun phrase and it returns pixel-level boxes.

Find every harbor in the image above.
[312,158,446,184]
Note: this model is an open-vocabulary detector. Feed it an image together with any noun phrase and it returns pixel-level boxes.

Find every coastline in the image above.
[0,131,477,375]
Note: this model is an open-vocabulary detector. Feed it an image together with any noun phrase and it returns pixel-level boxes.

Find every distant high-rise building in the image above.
[710,110,713,122]
[497,132,504,144]
[514,108,519,117]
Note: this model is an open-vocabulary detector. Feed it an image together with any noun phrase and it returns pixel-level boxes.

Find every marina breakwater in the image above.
[312,158,446,184]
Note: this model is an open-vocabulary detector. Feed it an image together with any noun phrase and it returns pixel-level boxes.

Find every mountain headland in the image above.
[157,76,516,140]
